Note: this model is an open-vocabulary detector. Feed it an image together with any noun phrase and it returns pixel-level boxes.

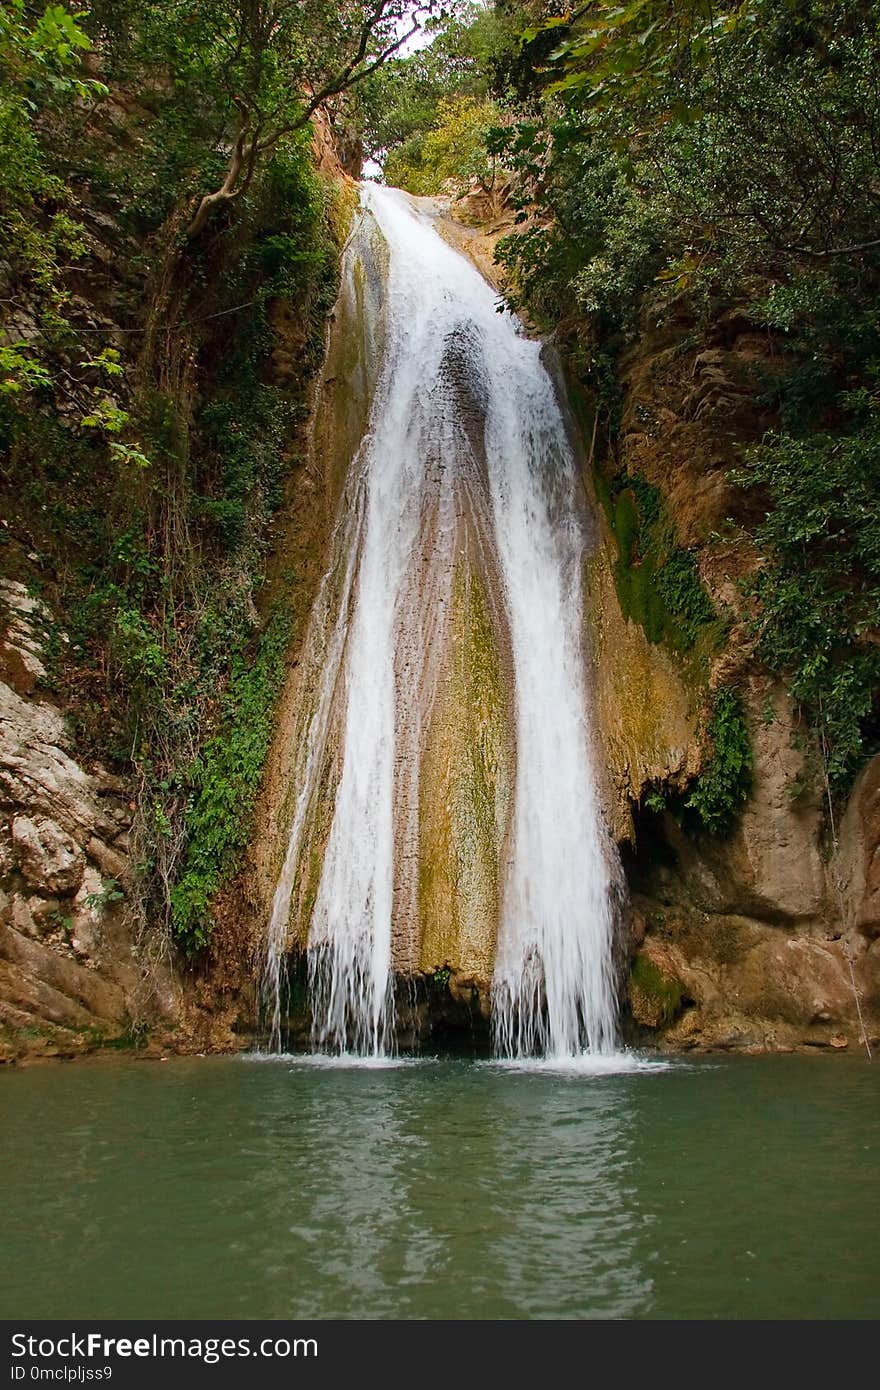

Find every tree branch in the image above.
[187,98,252,237]
[185,2,425,239]
[254,18,422,157]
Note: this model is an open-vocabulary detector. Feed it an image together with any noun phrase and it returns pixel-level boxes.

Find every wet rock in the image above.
[630,898,878,1049]
[629,907,647,948]
[584,544,699,842]
[733,936,854,1027]
[628,943,688,1029]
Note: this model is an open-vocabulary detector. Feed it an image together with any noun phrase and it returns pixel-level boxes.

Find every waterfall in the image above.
[265,183,620,1060]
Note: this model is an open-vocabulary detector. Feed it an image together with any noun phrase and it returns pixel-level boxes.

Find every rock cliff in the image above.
[582,310,880,1053]
[0,579,178,1058]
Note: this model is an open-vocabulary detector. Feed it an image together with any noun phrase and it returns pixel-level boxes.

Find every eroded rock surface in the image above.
[0,580,145,1059]
[597,320,880,1051]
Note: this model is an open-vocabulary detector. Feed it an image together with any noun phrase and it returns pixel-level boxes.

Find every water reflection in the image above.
[241,1058,652,1318]
[1,1055,877,1319]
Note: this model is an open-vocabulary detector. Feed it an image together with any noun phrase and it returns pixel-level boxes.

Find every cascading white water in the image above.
[265,182,619,1059]
[485,350,619,1060]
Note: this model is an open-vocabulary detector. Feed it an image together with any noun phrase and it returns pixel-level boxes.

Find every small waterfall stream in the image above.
[265,183,620,1060]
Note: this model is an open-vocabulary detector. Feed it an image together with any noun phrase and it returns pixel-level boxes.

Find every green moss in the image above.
[596,467,719,659]
[613,488,639,568]
[418,562,509,978]
[628,953,685,1028]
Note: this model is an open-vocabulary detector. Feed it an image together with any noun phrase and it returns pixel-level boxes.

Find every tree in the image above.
[385,94,500,194]
[0,0,108,389]
[181,1,433,236]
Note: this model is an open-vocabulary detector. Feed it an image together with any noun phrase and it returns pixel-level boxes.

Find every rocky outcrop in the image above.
[311,102,363,180]
[587,313,880,1052]
[640,682,827,927]
[838,754,880,941]
[0,579,163,1060]
[583,542,701,842]
[626,908,873,1053]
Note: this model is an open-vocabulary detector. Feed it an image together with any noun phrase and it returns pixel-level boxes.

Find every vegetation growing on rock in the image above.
[367,0,879,828]
[0,1,421,962]
[2,0,879,1059]
[628,951,686,1030]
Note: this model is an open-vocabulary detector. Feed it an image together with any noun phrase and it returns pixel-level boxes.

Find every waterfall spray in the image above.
[265,184,620,1058]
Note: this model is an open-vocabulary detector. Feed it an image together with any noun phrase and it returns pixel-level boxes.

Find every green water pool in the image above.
[1,1052,877,1319]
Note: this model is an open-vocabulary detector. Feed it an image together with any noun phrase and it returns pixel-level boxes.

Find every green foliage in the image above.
[0,3,346,955]
[0,344,51,395]
[85,877,125,911]
[493,1,880,334]
[685,687,753,835]
[385,95,500,196]
[0,0,107,388]
[359,2,505,166]
[532,0,752,107]
[170,610,293,951]
[733,409,880,786]
[495,138,667,338]
[482,0,880,792]
[85,0,428,238]
[656,547,716,647]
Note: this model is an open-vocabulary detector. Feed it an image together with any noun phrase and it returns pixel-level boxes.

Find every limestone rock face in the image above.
[583,545,700,842]
[416,564,512,993]
[0,580,48,694]
[0,584,150,1060]
[626,905,874,1052]
[11,816,84,895]
[587,312,879,1050]
[838,754,880,940]
[647,685,827,926]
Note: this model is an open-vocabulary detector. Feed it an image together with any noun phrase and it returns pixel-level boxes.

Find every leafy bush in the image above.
[484,0,880,796]
[628,954,686,1029]
[0,8,344,953]
[733,412,880,786]
[685,687,753,835]
[171,611,293,951]
[385,96,500,197]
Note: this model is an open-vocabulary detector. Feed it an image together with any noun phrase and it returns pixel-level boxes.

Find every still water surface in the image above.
[2,1053,877,1319]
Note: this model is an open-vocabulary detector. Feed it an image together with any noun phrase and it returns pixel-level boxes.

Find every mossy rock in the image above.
[601,470,719,658]
[628,952,687,1029]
